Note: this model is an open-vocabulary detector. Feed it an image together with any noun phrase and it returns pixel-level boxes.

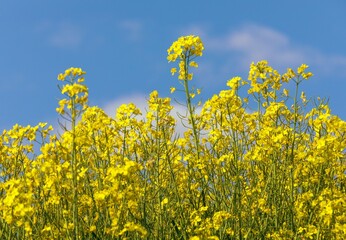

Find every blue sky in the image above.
[1,1,346,130]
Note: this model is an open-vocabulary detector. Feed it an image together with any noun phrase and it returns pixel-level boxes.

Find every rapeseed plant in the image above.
[0,36,345,239]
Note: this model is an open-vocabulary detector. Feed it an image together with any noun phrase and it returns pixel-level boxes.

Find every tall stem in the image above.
[71,98,78,239]
[182,54,208,209]
[289,80,300,233]
[183,78,200,159]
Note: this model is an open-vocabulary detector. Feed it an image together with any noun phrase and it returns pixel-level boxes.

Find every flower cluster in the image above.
[0,36,345,239]
[56,67,88,116]
[167,35,204,80]
[57,67,86,81]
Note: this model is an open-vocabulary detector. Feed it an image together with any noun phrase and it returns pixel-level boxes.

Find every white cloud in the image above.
[226,25,305,66]
[49,23,83,48]
[196,24,346,75]
[117,20,143,41]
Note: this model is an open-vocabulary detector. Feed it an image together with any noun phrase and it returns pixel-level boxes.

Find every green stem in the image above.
[71,98,78,240]
[183,78,200,159]
[288,80,300,233]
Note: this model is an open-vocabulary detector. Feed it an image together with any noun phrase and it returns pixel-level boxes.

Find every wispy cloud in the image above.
[218,24,306,67]
[117,20,143,41]
[184,24,346,77]
[48,23,83,48]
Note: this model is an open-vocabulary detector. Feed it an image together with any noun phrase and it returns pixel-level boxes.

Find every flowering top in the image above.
[56,67,88,115]
[167,35,204,62]
[167,35,204,80]
[57,67,86,82]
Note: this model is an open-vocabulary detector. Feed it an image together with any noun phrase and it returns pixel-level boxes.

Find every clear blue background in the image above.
[1,0,346,130]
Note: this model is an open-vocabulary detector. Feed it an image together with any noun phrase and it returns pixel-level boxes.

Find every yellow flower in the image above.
[302,72,313,79]
[300,91,306,103]
[171,67,177,75]
[170,87,176,93]
[189,61,198,68]
[89,225,96,232]
[57,67,85,81]
[161,197,169,209]
[283,88,289,97]
[297,64,308,74]
[94,191,108,202]
[227,76,242,90]
[168,35,204,81]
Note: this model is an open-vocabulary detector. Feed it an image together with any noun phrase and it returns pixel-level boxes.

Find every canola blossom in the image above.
[0,36,345,239]
[167,35,203,81]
